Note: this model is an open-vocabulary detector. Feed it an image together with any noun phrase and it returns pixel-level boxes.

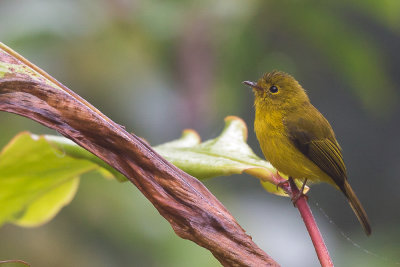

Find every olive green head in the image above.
[243,71,310,111]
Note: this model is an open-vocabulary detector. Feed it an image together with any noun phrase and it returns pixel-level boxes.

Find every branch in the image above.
[270,174,333,267]
[0,45,278,266]
[0,260,30,266]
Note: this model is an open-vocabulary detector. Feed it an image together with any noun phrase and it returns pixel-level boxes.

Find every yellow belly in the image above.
[254,111,333,185]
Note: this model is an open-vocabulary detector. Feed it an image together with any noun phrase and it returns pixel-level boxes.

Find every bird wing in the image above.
[284,108,347,187]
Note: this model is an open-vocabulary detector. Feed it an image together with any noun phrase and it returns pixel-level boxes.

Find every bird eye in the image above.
[269,85,278,93]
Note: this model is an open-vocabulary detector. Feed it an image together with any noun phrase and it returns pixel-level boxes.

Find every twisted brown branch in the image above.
[0,47,278,266]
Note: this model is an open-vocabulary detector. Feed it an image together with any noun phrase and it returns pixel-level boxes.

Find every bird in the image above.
[243,70,371,235]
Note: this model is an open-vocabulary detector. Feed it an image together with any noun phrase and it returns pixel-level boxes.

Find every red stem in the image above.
[272,174,333,267]
[288,178,333,267]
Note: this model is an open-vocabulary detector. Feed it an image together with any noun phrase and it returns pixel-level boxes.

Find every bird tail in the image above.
[341,181,371,236]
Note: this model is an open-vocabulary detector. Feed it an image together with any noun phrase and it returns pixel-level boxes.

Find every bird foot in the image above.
[276,179,290,191]
[289,178,308,207]
[291,191,308,206]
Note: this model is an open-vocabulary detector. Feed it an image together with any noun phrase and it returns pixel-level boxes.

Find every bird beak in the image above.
[242,81,262,90]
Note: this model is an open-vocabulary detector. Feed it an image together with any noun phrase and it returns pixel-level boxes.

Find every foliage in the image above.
[0,116,309,228]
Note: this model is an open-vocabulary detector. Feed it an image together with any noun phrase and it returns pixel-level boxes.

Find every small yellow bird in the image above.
[243,71,371,235]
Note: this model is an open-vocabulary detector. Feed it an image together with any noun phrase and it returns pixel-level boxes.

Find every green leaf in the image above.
[44,115,300,195]
[38,135,127,182]
[154,116,307,196]
[0,132,110,227]
[154,116,273,179]
[0,116,307,228]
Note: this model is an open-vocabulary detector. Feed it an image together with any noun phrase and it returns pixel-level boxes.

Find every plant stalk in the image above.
[271,173,333,267]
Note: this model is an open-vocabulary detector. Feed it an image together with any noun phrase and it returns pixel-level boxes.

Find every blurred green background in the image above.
[1,0,400,266]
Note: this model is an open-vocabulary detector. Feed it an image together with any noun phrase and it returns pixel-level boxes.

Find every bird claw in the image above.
[290,178,308,207]
[291,191,308,206]
[276,180,290,191]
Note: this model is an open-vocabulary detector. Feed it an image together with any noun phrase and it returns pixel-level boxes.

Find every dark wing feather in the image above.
[285,107,371,235]
[284,109,347,188]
